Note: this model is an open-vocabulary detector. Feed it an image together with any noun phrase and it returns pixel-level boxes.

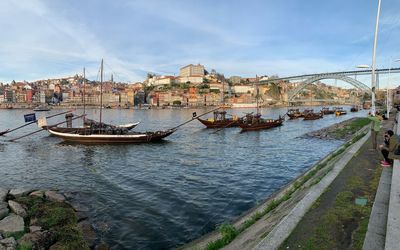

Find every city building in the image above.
[179,64,205,77]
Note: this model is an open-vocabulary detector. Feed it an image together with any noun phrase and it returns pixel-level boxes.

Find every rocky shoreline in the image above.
[304,117,362,141]
[0,188,107,250]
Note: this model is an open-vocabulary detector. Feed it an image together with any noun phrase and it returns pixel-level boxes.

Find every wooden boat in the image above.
[350,105,359,112]
[303,109,323,120]
[238,113,284,131]
[237,79,284,131]
[198,111,239,128]
[47,60,178,144]
[335,107,347,116]
[33,105,51,112]
[47,128,176,144]
[321,107,335,115]
[286,108,303,119]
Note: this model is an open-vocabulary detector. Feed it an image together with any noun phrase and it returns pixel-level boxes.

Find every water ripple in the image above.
[0,107,366,249]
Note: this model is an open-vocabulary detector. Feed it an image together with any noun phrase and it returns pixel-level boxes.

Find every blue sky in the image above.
[1,0,400,87]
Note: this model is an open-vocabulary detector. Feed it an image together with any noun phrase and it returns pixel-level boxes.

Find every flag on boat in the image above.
[37,117,47,128]
[24,113,36,123]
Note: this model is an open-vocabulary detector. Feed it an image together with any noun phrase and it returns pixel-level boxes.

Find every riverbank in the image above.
[0,188,106,250]
[182,118,370,250]
[280,116,394,249]
[305,117,371,141]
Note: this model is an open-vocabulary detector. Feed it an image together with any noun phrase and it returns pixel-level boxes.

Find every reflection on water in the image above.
[0,106,367,249]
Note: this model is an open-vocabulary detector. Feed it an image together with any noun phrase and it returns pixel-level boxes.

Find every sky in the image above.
[1,0,400,87]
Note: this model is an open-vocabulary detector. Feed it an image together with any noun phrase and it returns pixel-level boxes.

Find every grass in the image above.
[15,196,89,250]
[333,118,371,139]
[205,129,368,250]
[17,241,33,250]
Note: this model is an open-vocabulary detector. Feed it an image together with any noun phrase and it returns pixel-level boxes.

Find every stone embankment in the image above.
[305,117,368,141]
[0,188,107,250]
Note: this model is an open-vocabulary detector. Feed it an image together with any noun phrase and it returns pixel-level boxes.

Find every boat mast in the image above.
[83,67,86,120]
[256,75,260,115]
[100,59,103,128]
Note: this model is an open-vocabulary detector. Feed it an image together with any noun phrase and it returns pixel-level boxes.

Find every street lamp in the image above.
[370,0,382,116]
[386,58,400,118]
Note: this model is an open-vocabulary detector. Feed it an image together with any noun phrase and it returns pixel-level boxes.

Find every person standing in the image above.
[368,114,382,150]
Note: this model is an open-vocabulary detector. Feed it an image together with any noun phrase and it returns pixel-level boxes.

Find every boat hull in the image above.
[197,118,239,128]
[303,113,323,120]
[47,129,176,144]
[238,119,283,131]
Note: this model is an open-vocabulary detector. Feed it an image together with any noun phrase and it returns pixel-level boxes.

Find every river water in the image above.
[0,106,366,249]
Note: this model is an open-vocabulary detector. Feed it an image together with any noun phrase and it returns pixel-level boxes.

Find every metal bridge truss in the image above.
[288,74,372,101]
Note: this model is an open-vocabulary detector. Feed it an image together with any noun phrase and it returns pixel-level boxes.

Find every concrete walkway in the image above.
[363,167,391,250]
[385,113,400,250]
[253,129,370,250]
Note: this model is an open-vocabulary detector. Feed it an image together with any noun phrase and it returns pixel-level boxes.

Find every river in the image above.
[0,106,367,249]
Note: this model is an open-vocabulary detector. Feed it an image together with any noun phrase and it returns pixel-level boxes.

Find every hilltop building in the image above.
[179,64,205,77]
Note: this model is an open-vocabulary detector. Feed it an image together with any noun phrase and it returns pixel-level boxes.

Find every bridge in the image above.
[259,67,400,101]
[288,98,351,104]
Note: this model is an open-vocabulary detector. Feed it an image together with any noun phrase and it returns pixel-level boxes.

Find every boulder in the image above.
[7,201,26,218]
[76,211,88,222]
[0,189,7,202]
[0,237,16,250]
[69,202,89,212]
[0,208,8,221]
[0,214,24,233]
[95,242,109,250]
[18,230,55,250]
[29,191,44,199]
[78,221,96,247]
[45,191,65,203]
[29,226,42,233]
[8,189,30,199]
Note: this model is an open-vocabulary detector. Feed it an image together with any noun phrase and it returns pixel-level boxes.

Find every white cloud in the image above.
[0,0,144,82]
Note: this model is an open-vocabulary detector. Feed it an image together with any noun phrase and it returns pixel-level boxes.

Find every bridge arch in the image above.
[288,74,372,101]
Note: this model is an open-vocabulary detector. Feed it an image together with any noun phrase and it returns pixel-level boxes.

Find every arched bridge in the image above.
[288,74,371,101]
[259,67,400,101]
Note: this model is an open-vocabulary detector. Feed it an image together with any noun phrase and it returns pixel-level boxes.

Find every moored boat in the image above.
[237,78,284,131]
[47,128,176,144]
[286,108,303,119]
[335,107,347,116]
[350,105,359,112]
[47,60,176,144]
[198,111,239,128]
[321,107,335,115]
[303,109,323,120]
[238,113,284,131]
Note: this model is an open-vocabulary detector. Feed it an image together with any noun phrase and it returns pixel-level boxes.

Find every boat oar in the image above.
[171,107,221,130]
[0,109,75,136]
[8,114,85,142]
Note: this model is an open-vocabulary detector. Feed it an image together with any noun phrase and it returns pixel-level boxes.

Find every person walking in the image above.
[368,114,382,150]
